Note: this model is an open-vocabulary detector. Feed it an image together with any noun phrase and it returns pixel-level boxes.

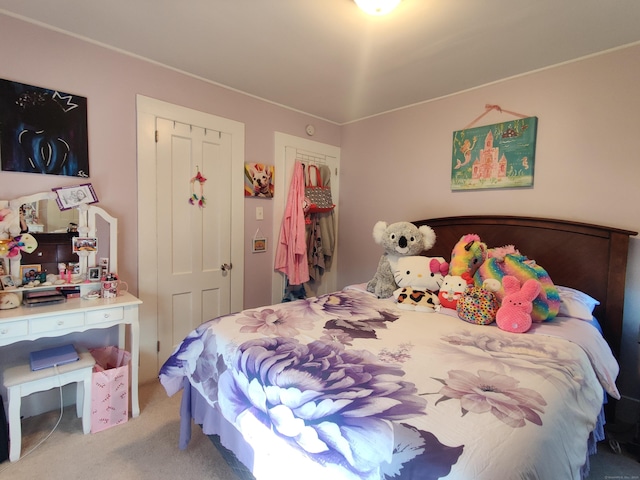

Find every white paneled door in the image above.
[137,96,244,383]
[155,118,232,366]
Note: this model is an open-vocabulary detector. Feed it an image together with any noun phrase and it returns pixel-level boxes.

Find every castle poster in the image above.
[451,116,537,191]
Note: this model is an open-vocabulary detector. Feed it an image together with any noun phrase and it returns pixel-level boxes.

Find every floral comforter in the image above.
[159,286,617,480]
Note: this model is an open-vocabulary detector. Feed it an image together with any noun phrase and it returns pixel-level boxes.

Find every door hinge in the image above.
[157,340,160,352]
[155,130,159,143]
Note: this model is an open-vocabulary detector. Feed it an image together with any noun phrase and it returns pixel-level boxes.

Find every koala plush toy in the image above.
[366,221,436,298]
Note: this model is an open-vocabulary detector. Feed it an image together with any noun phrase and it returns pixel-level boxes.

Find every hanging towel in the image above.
[275,161,310,285]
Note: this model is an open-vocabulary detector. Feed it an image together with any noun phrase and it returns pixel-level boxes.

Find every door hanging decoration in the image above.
[0,78,90,177]
[189,167,207,207]
[244,163,274,198]
[451,105,537,191]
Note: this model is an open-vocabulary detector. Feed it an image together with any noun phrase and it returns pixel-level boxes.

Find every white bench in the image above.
[2,348,95,462]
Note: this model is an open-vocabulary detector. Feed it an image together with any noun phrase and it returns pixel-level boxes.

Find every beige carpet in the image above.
[0,380,240,480]
[1,380,638,479]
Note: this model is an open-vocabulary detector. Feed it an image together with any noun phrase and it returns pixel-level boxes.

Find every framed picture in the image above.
[88,267,101,281]
[52,183,99,210]
[99,257,109,278]
[252,237,267,253]
[0,78,90,178]
[68,262,80,275]
[451,116,538,191]
[72,236,98,252]
[0,275,16,290]
[244,163,275,198]
[20,264,41,283]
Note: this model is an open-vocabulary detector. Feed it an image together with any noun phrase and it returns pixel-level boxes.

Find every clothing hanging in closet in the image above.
[306,164,335,280]
[274,161,309,286]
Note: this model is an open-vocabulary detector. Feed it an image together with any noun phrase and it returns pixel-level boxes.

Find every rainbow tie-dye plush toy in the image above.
[449,234,487,277]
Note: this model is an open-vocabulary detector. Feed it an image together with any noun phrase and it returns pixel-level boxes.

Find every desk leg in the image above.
[121,305,140,418]
[130,314,140,418]
[6,386,21,462]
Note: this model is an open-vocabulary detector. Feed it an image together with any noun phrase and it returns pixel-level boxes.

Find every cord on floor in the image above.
[0,364,65,473]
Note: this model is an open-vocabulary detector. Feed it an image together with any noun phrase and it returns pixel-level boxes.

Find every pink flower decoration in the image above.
[436,369,546,428]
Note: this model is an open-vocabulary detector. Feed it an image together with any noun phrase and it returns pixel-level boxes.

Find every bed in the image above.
[160,215,637,480]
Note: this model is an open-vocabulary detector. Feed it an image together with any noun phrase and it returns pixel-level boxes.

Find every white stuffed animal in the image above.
[390,256,448,293]
[0,207,20,240]
[391,255,448,312]
[0,292,20,309]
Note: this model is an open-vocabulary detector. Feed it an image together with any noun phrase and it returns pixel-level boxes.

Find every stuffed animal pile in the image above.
[446,233,560,325]
[366,226,560,333]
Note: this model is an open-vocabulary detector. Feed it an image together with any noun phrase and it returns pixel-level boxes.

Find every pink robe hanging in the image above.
[274,162,309,285]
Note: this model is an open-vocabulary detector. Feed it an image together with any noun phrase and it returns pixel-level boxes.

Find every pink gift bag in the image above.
[89,346,131,433]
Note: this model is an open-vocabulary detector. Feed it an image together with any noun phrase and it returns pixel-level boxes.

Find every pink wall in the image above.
[0,14,341,309]
[1,13,639,414]
[338,44,640,413]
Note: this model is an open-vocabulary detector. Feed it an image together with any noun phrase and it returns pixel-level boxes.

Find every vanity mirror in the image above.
[21,197,79,233]
[1,191,117,285]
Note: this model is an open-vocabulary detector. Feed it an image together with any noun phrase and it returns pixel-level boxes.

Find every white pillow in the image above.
[557,286,600,320]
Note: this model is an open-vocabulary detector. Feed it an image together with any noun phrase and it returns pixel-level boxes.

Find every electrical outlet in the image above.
[256,207,264,220]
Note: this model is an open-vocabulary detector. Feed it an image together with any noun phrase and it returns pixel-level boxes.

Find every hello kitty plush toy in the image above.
[495,275,541,333]
[391,255,448,312]
[438,272,473,309]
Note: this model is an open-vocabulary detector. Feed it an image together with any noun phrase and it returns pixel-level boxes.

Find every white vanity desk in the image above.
[0,191,140,420]
[0,291,142,417]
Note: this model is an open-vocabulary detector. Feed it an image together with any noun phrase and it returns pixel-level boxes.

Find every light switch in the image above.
[256,207,264,220]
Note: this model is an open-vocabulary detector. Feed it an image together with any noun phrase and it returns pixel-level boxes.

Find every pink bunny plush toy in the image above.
[495,275,541,333]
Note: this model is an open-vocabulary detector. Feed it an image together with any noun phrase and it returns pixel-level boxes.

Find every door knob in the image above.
[221,263,232,271]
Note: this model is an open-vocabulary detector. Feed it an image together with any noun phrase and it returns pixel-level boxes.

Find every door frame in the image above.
[136,95,245,383]
[271,132,340,304]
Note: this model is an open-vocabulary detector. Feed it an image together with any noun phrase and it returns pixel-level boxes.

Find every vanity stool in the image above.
[2,348,95,462]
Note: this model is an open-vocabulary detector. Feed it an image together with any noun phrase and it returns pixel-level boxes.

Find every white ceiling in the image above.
[1,1,640,124]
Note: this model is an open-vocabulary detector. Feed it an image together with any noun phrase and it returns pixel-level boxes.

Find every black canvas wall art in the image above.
[0,78,89,177]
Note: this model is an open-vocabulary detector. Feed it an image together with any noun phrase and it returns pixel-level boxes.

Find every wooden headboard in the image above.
[414,215,637,360]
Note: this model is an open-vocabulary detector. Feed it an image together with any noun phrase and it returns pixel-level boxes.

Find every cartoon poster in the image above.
[451,117,537,191]
[244,163,274,198]
[0,78,90,177]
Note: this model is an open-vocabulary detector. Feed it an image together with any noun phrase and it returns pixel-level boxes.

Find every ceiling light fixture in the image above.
[354,0,402,16]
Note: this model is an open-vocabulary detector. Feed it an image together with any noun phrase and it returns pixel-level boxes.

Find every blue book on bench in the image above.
[29,344,79,371]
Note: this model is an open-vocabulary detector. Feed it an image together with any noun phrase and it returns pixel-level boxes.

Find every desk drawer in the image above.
[30,313,85,333]
[86,307,124,325]
[0,320,29,339]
